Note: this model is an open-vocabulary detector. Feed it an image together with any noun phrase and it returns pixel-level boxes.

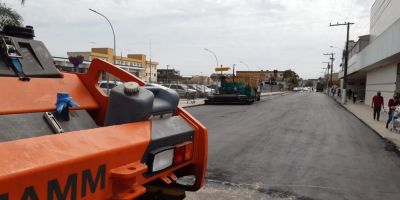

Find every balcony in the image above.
[339,16,400,78]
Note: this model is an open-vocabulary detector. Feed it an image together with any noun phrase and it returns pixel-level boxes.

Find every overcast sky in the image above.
[4,0,374,79]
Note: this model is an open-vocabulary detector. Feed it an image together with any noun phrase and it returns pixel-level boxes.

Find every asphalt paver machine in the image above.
[0,25,207,200]
[205,75,261,105]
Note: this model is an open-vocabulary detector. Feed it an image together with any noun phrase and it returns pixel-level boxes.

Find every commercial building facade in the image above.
[157,68,182,84]
[66,48,158,82]
[236,70,284,82]
[341,0,400,104]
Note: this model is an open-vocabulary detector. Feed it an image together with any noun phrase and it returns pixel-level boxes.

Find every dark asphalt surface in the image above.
[186,92,400,200]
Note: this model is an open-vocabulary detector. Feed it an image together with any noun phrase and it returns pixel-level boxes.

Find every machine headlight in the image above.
[152,149,174,172]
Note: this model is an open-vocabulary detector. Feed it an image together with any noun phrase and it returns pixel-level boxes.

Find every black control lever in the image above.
[0,35,30,81]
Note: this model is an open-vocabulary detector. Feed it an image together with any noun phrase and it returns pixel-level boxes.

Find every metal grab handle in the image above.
[77,59,145,125]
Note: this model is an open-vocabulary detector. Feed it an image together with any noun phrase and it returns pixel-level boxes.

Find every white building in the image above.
[341,0,400,104]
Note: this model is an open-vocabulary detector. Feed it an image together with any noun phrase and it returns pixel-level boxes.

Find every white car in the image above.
[193,84,213,95]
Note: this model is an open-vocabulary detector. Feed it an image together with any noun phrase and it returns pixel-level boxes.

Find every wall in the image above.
[365,63,397,105]
[144,62,158,82]
[342,14,400,77]
[370,0,400,40]
[346,83,366,101]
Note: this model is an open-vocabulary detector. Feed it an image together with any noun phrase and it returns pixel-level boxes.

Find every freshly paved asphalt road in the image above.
[186,92,400,200]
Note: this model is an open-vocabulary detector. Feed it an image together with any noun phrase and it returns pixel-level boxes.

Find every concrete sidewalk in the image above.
[179,98,205,108]
[334,96,400,148]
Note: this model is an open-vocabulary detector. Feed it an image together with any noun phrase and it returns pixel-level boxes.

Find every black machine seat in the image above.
[144,86,179,116]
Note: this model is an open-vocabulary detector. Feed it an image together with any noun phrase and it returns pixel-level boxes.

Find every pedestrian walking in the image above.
[338,88,341,97]
[353,92,358,103]
[348,89,353,99]
[372,91,384,121]
[386,94,399,128]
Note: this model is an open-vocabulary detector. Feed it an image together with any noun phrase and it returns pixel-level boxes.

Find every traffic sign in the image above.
[215,67,230,72]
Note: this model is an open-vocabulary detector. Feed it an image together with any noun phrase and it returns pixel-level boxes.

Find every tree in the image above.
[0,3,23,30]
[283,70,299,90]
[68,56,84,72]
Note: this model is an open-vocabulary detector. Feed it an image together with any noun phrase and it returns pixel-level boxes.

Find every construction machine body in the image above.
[205,75,261,105]
[0,26,207,200]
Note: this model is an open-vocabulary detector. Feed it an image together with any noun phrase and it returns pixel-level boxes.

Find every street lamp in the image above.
[239,61,250,71]
[329,45,341,49]
[204,48,220,92]
[89,8,116,94]
[204,48,219,69]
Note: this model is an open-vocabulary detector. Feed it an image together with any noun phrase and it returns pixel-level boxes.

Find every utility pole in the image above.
[323,53,335,87]
[120,52,123,65]
[166,65,169,83]
[149,40,152,83]
[330,22,354,103]
[232,64,236,83]
[322,62,330,92]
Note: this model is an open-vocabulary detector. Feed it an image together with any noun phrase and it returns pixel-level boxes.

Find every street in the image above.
[186,92,400,200]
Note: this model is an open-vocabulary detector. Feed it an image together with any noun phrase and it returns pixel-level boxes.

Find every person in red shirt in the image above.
[372,91,384,121]
[386,94,399,128]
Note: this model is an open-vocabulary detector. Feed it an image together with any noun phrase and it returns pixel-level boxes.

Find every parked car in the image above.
[163,84,197,99]
[145,82,170,90]
[188,84,205,97]
[189,84,213,97]
[196,85,213,95]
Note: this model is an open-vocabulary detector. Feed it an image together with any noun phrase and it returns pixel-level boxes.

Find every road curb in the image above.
[180,92,288,108]
[181,103,204,108]
[332,96,400,157]
[260,92,287,97]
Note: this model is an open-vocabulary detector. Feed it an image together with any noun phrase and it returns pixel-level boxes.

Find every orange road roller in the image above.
[0,25,207,200]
